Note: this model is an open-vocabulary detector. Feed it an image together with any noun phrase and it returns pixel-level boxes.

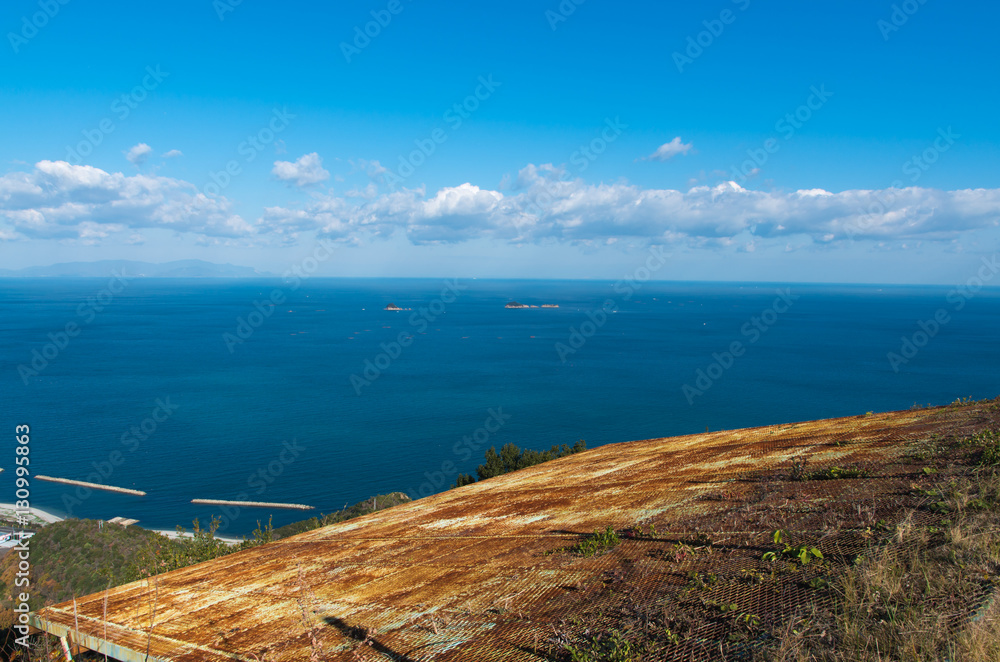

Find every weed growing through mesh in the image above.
[571,526,622,557]
[762,530,824,566]
[760,457,1000,661]
[797,466,868,481]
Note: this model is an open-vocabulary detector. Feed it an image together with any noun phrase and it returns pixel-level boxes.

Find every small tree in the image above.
[473,440,587,481]
[454,473,477,488]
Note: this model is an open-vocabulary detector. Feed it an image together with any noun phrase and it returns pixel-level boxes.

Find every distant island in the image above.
[0,259,271,278]
[505,301,559,309]
[384,303,411,311]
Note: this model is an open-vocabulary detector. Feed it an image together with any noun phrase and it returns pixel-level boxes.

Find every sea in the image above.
[1,277,998,536]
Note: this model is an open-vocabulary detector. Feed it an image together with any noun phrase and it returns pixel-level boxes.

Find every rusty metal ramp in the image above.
[30,402,996,661]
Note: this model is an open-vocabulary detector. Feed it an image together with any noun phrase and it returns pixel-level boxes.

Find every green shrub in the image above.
[272,492,411,539]
[472,440,587,482]
[454,473,477,488]
[974,429,1000,466]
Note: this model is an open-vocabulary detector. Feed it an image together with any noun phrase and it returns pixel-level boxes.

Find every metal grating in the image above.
[30,402,997,661]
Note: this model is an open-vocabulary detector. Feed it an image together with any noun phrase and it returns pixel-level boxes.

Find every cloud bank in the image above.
[261,164,1000,246]
[0,160,250,241]
[1,160,997,248]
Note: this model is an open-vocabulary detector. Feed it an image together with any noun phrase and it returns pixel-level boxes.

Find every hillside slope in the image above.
[28,398,1000,661]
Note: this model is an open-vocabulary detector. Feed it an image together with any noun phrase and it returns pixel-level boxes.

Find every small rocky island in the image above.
[384,303,404,311]
[505,301,559,309]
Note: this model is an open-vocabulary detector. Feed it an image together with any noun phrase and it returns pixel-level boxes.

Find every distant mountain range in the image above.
[0,260,273,278]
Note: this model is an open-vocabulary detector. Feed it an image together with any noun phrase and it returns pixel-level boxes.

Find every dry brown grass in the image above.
[760,468,1000,662]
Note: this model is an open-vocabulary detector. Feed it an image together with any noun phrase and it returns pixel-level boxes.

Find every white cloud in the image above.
[644,137,693,162]
[125,143,153,167]
[410,183,504,243]
[272,152,330,187]
[161,149,183,159]
[0,160,252,241]
[3,160,997,250]
[258,165,1000,247]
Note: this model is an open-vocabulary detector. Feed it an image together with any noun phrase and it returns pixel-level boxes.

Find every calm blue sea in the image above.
[1,278,998,535]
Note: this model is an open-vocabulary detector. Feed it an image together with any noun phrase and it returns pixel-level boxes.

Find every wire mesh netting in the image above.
[32,401,999,661]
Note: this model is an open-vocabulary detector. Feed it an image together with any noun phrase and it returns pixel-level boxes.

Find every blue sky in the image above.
[1,0,998,282]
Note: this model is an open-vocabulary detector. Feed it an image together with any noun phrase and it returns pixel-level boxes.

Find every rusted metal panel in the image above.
[31,402,996,661]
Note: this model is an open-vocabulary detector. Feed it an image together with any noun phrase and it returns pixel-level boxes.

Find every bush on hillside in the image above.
[455,440,587,487]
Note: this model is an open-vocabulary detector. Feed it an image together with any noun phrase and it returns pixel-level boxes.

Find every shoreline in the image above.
[147,528,244,544]
[0,502,63,525]
[0,503,243,543]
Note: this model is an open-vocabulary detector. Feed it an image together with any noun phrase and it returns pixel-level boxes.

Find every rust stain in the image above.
[31,402,996,661]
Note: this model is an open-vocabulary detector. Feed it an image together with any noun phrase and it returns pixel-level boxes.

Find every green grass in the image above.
[797,466,868,481]
[564,629,635,662]
[571,526,622,557]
